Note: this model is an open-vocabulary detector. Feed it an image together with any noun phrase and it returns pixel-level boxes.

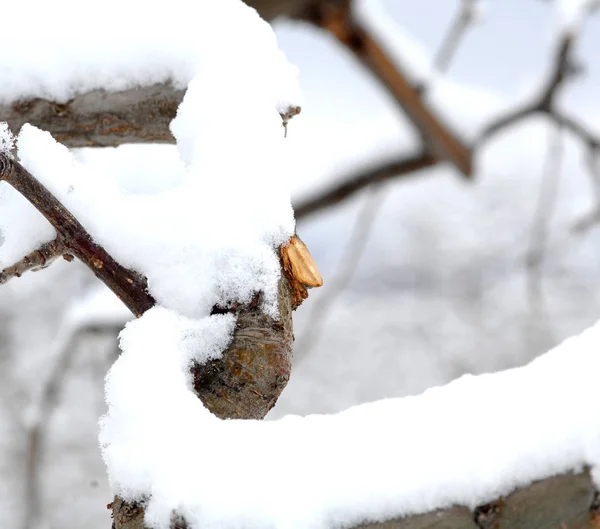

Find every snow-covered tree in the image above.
[1,1,600,528]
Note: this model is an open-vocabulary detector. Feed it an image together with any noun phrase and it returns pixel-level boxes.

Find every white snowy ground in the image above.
[1,1,600,528]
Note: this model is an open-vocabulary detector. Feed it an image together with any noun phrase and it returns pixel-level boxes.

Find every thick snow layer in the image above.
[101,306,600,529]
[0,0,297,318]
[0,0,300,111]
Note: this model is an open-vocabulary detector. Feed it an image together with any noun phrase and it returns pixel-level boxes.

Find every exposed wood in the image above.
[281,234,323,288]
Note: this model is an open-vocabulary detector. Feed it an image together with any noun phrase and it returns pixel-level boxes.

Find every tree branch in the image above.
[0,238,72,284]
[0,153,298,526]
[432,0,479,74]
[303,0,473,178]
[354,470,597,529]
[0,153,155,316]
[1,84,184,148]
[294,151,436,219]
[294,28,596,220]
[478,34,576,144]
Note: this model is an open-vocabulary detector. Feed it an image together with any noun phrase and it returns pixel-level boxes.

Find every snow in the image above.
[1,1,600,528]
[0,0,297,319]
[101,305,600,529]
[0,0,300,110]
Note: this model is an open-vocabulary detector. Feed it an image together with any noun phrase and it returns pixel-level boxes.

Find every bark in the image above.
[191,277,295,420]
[356,470,598,529]
[0,154,298,528]
[0,84,183,148]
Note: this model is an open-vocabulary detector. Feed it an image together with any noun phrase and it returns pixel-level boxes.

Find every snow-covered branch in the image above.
[104,310,600,529]
[0,153,155,316]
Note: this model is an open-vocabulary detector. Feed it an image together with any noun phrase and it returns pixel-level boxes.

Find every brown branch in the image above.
[294,151,436,219]
[0,151,298,419]
[303,0,473,178]
[0,147,298,528]
[0,238,73,285]
[2,84,184,148]
[0,153,155,316]
[0,84,300,148]
[354,470,598,529]
[294,27,595,220]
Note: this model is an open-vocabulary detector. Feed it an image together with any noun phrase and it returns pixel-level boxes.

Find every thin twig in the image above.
[296,184,386,358]
[526,124,564,300]
[0,154,155,317]
[23,321,122,529]
[294,152,436,219]
[0,238,73,285]
[433,0,479,74]
[295,27,596,221]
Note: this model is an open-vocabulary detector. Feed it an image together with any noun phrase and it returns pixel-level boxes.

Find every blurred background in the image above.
[2,0,600,527]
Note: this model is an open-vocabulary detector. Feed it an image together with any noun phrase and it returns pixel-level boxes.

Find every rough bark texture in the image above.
[1,84,184,148]
[112,275,296,527]
[111,469,600,528]
[355,470,598,529]
[0,154,297,528]
[191,277,295,420]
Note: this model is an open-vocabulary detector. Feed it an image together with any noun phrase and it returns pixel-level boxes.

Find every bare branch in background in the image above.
[23,323,121,529]
[296,184,386,358]
[572,148,600,232]
[296,18,599,220]
[526,124,564,304]
[303,0,473,178]
[0,238,73,285]
[294,152,435,219]
[0,84,300,148]
[433,0,479,74]
[478,34,576,144]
